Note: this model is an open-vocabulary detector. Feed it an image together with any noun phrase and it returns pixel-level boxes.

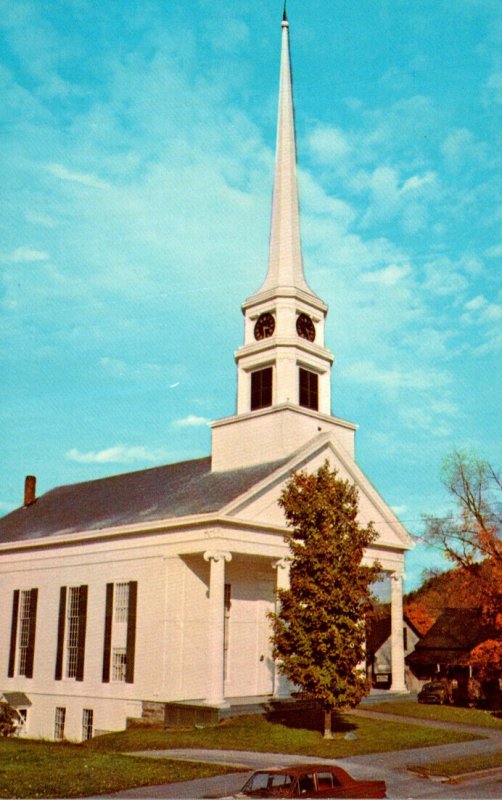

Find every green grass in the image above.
[366,700,502,729]
[0,738,240,799]
[86,709,481,759]
[409,751,502,778]
[2,708,488,797]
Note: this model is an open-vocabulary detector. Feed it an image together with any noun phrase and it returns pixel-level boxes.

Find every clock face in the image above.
[296,313,316,342]
[254,312,275,340]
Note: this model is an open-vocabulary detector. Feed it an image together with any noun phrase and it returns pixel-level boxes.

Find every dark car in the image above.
[417,680,451,705]
[209,764,386,798]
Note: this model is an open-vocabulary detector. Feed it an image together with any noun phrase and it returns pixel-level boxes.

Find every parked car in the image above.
[417,680,451,705]
[207,764,386,798]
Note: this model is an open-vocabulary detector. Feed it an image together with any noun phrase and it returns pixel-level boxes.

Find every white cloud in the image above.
[360,263,411,286]
[46,163,110,190]
[25,211,57,228]
[308,126,351,164]
[66,445,174,464]
[343,360,448,391]
[172,415,210,428]
[2,247,49,262]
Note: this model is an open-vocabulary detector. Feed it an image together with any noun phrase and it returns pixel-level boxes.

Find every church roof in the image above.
[0,456,290,544]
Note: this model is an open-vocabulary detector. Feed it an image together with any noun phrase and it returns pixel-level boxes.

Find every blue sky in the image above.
[1,0,500,591]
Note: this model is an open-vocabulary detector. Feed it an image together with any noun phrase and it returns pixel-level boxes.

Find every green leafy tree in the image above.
[270,463,381,738]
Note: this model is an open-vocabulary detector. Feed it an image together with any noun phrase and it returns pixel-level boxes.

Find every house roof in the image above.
[406,608,494,666]
[0,455,291,544]
[366,611,420,653]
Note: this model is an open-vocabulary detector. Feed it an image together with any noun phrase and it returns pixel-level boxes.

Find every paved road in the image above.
[101,710,502,799]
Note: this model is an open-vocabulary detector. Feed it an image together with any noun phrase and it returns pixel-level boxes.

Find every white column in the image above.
[390,571,407,692]
[204,550,232,706]
[272,557,291,698]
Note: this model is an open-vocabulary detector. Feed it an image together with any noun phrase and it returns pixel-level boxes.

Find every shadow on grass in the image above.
[264,705,356,734]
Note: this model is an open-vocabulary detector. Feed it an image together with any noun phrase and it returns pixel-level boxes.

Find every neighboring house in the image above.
[406,608,500,706]
[366,614,421,692]
[0,11,413,741]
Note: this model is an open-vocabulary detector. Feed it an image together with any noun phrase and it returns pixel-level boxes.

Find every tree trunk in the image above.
[323,709,333,739]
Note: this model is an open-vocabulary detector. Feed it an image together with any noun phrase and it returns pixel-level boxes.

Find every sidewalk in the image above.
[105,710,502,799]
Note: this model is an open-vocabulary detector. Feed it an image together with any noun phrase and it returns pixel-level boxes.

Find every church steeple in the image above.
[210,10,354,473]
[246,8,321,306]
[257,6,312,297]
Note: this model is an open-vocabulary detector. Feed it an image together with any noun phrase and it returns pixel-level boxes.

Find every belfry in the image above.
[212,10,356,471]
[0,10,412,741]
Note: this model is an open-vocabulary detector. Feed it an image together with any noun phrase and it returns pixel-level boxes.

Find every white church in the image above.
[0,10,412,741]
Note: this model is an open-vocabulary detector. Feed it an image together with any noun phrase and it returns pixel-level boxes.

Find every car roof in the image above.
[255,765,350,778]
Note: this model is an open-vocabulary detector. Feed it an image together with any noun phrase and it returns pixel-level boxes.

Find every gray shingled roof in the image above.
[0,456,291,544]
[406,608,494,666]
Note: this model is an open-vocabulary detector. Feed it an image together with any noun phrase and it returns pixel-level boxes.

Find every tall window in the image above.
[299,368,318,411]
[102,581,137,684]
[66,587,81,678]
[251,367,273,410]
[54,707,66,740]
[55,586,88,682]
[82,708,94,741]
[8,588,38,678]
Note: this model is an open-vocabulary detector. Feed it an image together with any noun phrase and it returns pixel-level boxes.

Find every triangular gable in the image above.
[221,432,413,552]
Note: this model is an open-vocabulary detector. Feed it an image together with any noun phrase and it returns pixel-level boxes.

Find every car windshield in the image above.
[241,772,294,796]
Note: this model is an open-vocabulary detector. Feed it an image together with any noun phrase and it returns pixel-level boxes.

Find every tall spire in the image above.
[258,8,313,296]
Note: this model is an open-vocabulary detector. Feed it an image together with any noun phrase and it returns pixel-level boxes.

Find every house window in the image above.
[102,582,137,684]
[112,648,127,682]
[299,368,318,411]
[114,582,130,623]
[54,707,66,740]
[82,708,94,741]
[8,589,38,679]
[66,587,81,678]
[55,585,88,682]
[250,367,272,410]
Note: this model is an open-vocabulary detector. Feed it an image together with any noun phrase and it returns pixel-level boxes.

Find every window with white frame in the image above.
[82,708,93,741]
[112,648,127,681]
[102,581,137,684]
[66,587,81,678]
[8,588,38,679]
[54,707,66,740]
[114,582,130,624]
[17,591,32,675]
[112,584,128,680]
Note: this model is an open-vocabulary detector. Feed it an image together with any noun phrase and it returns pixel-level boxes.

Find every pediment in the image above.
[221,433,413,552]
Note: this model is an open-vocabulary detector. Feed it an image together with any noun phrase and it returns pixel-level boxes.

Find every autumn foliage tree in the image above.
[424,451,502,681]
[270,463,381,738]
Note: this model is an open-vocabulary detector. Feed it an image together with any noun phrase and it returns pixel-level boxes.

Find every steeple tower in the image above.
[211,10,356,472]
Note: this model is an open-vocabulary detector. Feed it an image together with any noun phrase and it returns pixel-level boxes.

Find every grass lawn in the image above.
[0,738,240,799]
[366,700,502,730]
[409,751,502,778]
[86,708,480,760]
[3,708,487,798]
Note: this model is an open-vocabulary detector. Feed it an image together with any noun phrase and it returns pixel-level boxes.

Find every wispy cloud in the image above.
[343,360,450,391]
[66,445,174,464]
[172,415,211,428]
[46,163,110,190]
[360,264,411,285]
[2,247,50,263]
